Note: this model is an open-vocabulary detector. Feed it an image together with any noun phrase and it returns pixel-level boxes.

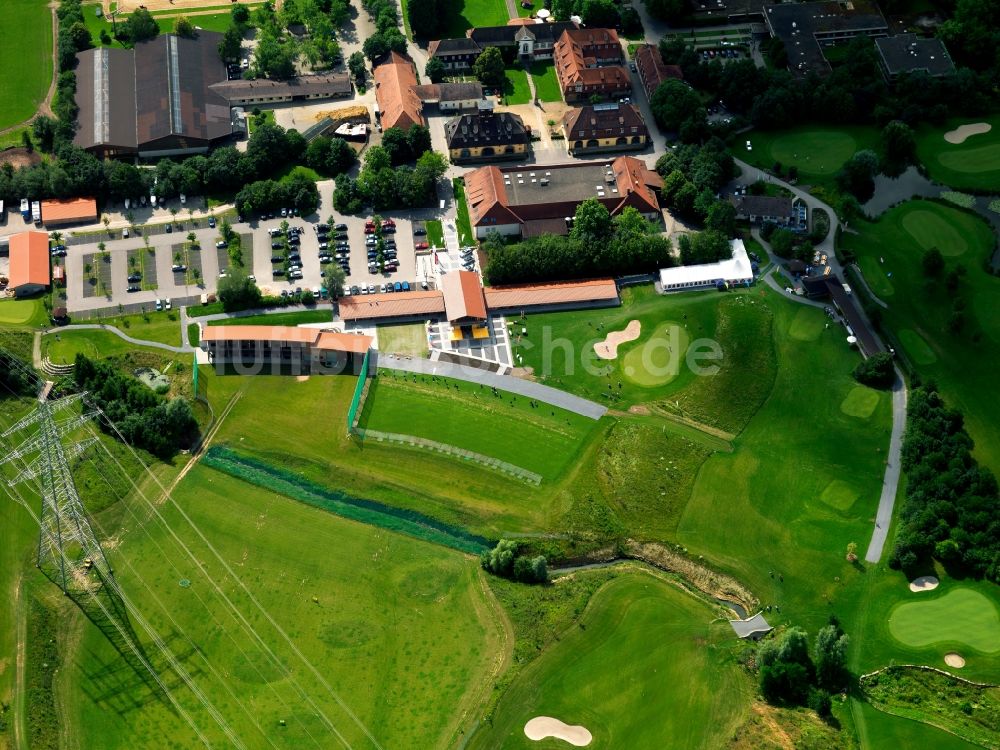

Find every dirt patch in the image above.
[594,319,640,360]
[909,575,939,593]
[508,366,535,379]
[0,148,42,169]
[296,375,310,382]
[524,717,592,746]
[627,404,652,416]
[944,123,992,145]
[945,652,966,668]
[751,703,794,750]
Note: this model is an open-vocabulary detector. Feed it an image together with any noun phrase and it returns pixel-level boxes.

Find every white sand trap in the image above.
[945,652,966,668]
[524,717,593,747]
[909,575,940,593]
[944,123,992,144]
[593,319,641,360]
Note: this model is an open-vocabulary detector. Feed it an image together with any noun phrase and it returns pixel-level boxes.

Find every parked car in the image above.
[216,240,228,248]
[155,298,163,311]
[393,281,402,292]
[127,273,141,283]
[415,242,429,250]
[271,255,284,263]
[127,284,140,293]
[334,223,347,231]
[402,281,411,292]
[269,227,283,236]
[413,227,426,236]
[172,264,186,272]
[208,217,216,228]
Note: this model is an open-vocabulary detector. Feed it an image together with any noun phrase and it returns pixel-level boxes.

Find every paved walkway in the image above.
[47,324,192,353]
[378,355,608,419]
[865,369,907,563]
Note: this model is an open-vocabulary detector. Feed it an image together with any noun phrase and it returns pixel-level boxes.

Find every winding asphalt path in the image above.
[379,355,608,419]
[46,324,192,353]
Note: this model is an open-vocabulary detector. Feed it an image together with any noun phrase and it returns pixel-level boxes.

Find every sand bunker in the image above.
[524,717,593,747]
[594,320,641,360]
[945,652,966,668]
[909,575,940,593]
[944,123,992,144]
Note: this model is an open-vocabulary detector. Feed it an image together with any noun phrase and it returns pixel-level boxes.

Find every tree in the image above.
[407,0,441,38]
[571,198,612,245]
[836,149,879,202]
[646,0,687,23]
[580,0,619,27]
[425,57,446,83]
[922,247,944,277]
[175,16,196,38]
[349,51,366,83]
[880,120,916,177]
[406,124,432,159]
[705,200,737,237]
[123,8,159,43]
[231,3,251,27]
[217,269,262,312]
[32,116,57,153]
[481,539,517,577]
[473,46,506,88]
[219,25,243,61]
[769,228,796,258]
[853,352,895,388]
[67,22,93,54]
[814,625,850,691]
[650,79,705,138]
[324,264,347,298]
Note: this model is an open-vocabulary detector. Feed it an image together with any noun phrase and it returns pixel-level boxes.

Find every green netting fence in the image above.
[201,446,491,554]
[346,349,370,433]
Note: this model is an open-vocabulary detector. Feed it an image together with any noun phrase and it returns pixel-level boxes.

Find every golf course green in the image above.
[467,572,747,749]
[620,321,690,387]
[888,587,1000,652]
[740,125,879,185]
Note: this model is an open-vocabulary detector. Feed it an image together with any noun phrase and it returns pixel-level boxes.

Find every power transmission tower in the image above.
[2,390,161,695]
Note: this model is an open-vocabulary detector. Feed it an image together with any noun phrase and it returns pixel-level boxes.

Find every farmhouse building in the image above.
[764,0,888,75]
[731,194,806,230]
[210,73,352,106]
[411,82,485,112]
[374,52,425,130]
[554,28,631,103]
[633,44,683,100]
[40,197,98,227]
[464,156,663,239]
[199,326,372,374]
[562,103,650,155]
[445,106,530,163]
[875,34,955,81]
[469,21,579,61]
[427,37,483,71]
[659,239,755,292]
[7,231,51,298]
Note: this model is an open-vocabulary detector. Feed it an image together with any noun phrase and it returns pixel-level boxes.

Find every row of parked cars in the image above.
[345,280,414,296]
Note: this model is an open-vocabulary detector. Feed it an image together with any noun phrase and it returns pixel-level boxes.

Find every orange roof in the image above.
[484,278,619,309]
[201,325,372,353]
[8,231,51,290]
[374,52,424,131]
[440,270,487,322]
[339,289,445,321]
[40,197,98,225]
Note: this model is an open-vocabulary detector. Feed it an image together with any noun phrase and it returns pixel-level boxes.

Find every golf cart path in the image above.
[380,356,608,419]
[46,324,192,353]
[865,369,907,563]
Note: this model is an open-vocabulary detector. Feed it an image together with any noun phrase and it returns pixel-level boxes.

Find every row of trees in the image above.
[482,200,675,285]
[889,386,1000,580]
[757,621,850,716]
[360,0,407,62]
[481,540,548,584]
[333,145,446,213]
[233,171,321,216]
[74,356,199,459]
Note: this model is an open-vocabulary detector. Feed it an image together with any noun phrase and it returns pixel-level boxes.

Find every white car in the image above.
[151,195,158,207]
[180,193,186,205]
[155,298,163,311]
[165,298,172,310]
[746,140,752,151]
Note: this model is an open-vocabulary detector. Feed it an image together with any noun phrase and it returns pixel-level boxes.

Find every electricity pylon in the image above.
[2,389,159,692]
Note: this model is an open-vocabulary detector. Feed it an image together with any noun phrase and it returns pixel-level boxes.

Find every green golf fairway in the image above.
[889,588,1000,652]
[901,210,969,257]
[769,130,858,175]
[621,321,690,387]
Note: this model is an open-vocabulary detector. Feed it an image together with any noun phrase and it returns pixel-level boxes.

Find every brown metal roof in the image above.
[339,290,445,321]
[74,47,138,152]
[441,270,487,322]
[484,278,619,309]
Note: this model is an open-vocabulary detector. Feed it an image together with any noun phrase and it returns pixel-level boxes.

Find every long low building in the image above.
[40,197,98,227]
[199,325,373,374]
[659,239,755,292]
[484,278,620,313]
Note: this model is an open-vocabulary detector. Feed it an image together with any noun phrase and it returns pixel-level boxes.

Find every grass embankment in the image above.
[528,62,561,103]
[915,114,1000,192]
[502,66,531,106]
[451,178,475,246]
[359,373,599,481]
[0,0,53,130]
[207,310,333,327]
[842,199,1000,473]
[70,462,505,749]
[468,572,749,749]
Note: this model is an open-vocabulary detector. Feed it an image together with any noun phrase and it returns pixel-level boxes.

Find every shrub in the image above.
[853,352,895,389]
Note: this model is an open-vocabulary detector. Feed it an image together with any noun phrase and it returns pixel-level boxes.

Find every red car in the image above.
[364,226,375,234]
[414,241,429,250]
[381,219,395,227]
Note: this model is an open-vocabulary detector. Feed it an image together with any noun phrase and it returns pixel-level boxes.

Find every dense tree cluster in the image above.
[234,171,320,216]
[379,125,431,166]
[677,230,730,265]
[654,139,737,224]
[481,540,548,584]
[757,622,849,715]
[360,0,406,62]
[938,0,1000,75]
[333,146,446,213]
[217,269,263,312]
[56,0,90,72]
[890,386,1000,580]
[550,0,641,34]
[482,200,674,285]
[650,79,707,142]
[659,36,997,133]
[304,135,358,177]
[472,47,506,89]
[0,353,36,397]
[852,352,896,389]
[119,7,159,46]
[75,356,199,459]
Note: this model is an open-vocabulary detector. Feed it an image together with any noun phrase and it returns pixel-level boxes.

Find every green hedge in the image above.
[202,447,491,554]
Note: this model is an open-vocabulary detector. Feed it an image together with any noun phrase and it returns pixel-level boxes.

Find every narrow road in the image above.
[380,355,608,419]
[865,368,907,563]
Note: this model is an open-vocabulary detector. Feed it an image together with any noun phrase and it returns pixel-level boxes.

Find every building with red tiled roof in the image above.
[339,289,446,322]
[484,278,619,313]
[633,44,683,100]
[8,231,50,297]
[374,52,425,131]
[199,325,372,373]
[41,197,98,227]
[464,156,663,239]
[554,28,630,103]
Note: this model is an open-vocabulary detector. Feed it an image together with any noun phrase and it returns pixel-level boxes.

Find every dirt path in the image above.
[752,703,794,750]
[13,575,27,750]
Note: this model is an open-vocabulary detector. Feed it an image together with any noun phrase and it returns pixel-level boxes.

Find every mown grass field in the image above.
[68,463,505,749]
[0,0,53,130]
[77,309,184,346]
[855,701,983,750]
[206,310,333,327]
[0,298,47,327]
[528,62,561,103]
[502,67,532,106]
[739,125,880,186]
[842,199,1000,474]
[915,114,1000,191]
[375,323,426,355]
[402,0,508,39]
[82,3,235,44]
[43,329,152,363]
[467,573,749,749]
[424,219,444,249]
[888,587,1000,653]
[359,373,600,480]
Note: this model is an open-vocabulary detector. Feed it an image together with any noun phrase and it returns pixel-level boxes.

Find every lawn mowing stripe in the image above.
[201,447,492,553]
